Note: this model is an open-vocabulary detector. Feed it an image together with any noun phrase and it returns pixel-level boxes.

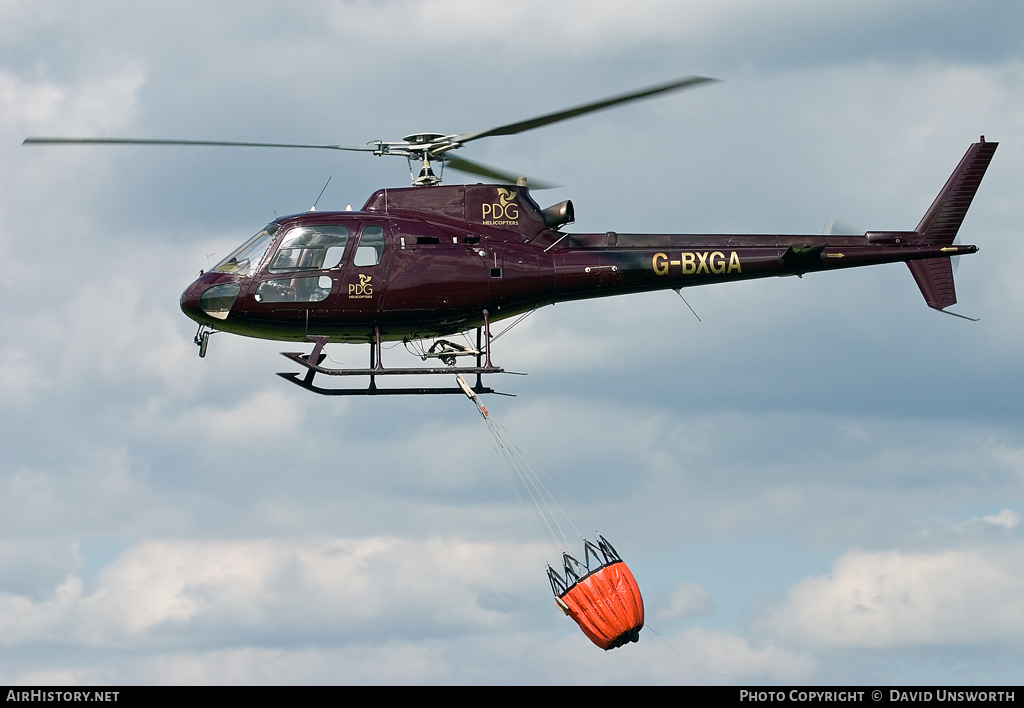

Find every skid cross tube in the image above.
[277,311,522,396]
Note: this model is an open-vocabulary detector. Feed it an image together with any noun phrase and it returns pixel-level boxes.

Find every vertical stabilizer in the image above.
[915,139,997,244]
[908,139,996,311]
[908,258,956,310]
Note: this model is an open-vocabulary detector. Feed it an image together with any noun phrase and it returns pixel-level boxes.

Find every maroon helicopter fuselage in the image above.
[179,140,993,344]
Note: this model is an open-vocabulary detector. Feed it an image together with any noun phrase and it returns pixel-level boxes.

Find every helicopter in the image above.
[24,76,996,396]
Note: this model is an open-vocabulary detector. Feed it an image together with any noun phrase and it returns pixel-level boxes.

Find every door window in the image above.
[353,225,385,266]
[255,275,334,303]
[268,224,351,273]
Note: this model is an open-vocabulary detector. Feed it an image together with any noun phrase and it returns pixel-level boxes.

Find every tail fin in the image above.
[908,138,997,310]
[908,257,957,310]
[915,138,998,243]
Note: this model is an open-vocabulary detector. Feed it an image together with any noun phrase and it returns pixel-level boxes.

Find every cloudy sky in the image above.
[2,0,1023,685]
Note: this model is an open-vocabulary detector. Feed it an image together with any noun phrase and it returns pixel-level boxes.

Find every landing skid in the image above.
[277,311,522,396]
[276,373,509,397]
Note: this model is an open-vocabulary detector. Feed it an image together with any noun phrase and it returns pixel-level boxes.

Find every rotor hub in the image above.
[402,132,447,145]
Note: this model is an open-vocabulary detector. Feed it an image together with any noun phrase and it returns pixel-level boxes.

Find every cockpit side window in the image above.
[212,224,280,277]
[268,224,351,273]
[353,225,385,266]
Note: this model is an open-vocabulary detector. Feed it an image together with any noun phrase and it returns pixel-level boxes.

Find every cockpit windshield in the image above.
[212,224,280,277]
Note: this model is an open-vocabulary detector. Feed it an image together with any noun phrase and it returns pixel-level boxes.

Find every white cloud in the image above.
[950,508,1024,535]
[666,627,816,684]
[759,545,1024,648]
[659,580,714,619]
[0,618,816,685]
[980,509,1022,531]
[0,537,539,648]
[0,534,818,683]
[0,65,145,141]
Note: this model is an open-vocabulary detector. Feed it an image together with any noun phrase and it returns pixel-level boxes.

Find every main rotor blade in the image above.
[444,156,558,190]
[452,75,718,144]
[23,137,380,152]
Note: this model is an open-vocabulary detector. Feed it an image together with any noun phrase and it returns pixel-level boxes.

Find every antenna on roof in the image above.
[310,176,332,211]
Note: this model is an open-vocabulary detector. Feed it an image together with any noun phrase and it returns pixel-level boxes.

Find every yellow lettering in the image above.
[481,201,519,224]
[348,274,373,298]
[710,251,725,274]
[728,251,741,273]
[681,252,695,274]
[653,253,669,276]
[695,251,710,274]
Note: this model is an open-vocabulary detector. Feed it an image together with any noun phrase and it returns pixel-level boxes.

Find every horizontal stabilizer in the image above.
[782,244,825,265]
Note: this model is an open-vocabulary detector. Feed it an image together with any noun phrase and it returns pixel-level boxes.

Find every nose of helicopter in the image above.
[180,273,241,324]
[179,279,205,323]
